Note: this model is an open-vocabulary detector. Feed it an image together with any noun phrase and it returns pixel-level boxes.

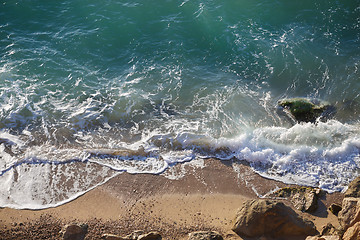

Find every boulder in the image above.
[138,231,162,240]
[272,186,321,213]
[277,98,335,123]
[188,231,223,240]
[231,199,317,238]
[344,176,360,198]
[61,223,88,240]
[338,197,360,230]
[342,222,360,240]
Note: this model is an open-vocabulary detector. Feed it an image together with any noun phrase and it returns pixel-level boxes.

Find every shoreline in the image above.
[0,158,344,239]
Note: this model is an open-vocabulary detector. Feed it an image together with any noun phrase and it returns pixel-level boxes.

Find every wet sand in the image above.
[0,158,344,239]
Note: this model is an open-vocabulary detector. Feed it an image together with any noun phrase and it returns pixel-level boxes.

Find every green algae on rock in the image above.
[278,98,336,123]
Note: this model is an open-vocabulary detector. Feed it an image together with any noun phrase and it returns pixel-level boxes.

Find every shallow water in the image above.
[0,0,359,209]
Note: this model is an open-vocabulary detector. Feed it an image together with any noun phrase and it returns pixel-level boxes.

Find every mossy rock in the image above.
[278,98,335,123]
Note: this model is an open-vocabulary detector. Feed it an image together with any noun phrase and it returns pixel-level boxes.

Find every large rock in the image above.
[338,197,360,230]
[345,176,360,198]
[61,223,88,240]
[138,232,162,240]
[231,199,317,238]
[342,222,360,240]
[188,231,223,240]
[272,186,321,213]
[277,97,335,123]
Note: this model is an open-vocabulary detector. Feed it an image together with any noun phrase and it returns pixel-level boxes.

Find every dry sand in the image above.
[0,158,344,239]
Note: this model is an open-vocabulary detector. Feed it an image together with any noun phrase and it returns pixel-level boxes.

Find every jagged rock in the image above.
[344,176,360,198]
[277,97,335,122]
[231,199,317,238]
[272,186,321,212]
[188,231,223,240]
[328,204,342,216]
[320,223,339,236]
[343,222,360,240]
[305,236,340,240]
[123,230,145,240]
[138,231,162,240]
[102,234,125,240]
[61,223,88,240]
[338,197,360,230]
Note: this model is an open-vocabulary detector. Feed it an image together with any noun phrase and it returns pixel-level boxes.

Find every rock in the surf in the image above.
[277,97,335,122]
[231,199,317,238]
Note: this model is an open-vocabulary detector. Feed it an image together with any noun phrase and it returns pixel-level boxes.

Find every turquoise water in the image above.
[0,0,360,209]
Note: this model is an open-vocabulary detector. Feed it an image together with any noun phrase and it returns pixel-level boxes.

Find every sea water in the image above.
[0,0,359,209]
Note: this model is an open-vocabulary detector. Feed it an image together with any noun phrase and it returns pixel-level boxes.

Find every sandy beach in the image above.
[0,158,344,239]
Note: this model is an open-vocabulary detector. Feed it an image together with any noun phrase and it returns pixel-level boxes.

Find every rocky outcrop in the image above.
[338,197,360,230]
[342,222,360,240]
[231,199,317,238]
[277,97,335,123]
[344,176,360,198]
[61,223,88,240]
[271,186,322,213]
[188,231,223,240]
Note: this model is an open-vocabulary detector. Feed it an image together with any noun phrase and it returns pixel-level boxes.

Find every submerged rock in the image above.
[277,97,335,123]
[231,199,317,238]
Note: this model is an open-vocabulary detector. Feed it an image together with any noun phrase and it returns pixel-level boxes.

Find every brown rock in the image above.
[138,231,162,240]
[343,222,360,240]
[338,197,360,230]
[231,199,317,238]
[61,223,88,240]
[272,186,321,212]
[320,223,339,236]
[328,204,342,216]
[102,234,125,240]
[188,231,223,240]
[344,176,360,198]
